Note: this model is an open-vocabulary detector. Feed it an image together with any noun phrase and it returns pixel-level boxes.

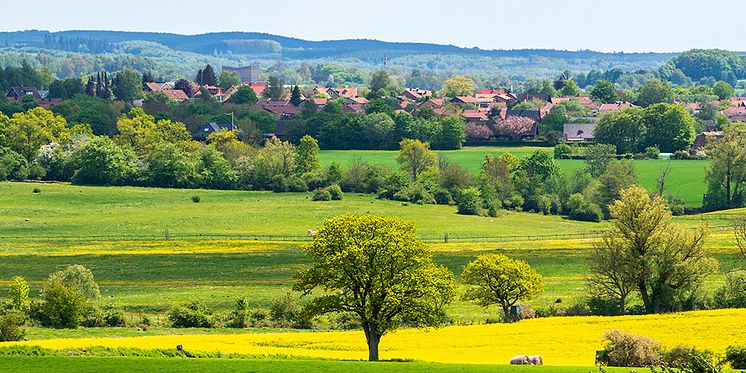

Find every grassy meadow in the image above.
[319,147,709,206]
[0,181,743,370]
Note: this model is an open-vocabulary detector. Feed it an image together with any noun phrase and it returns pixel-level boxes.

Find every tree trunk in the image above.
[638,282,653,313]
[502,305,512,323]
[362,322,381,361]
[618,296,626,316]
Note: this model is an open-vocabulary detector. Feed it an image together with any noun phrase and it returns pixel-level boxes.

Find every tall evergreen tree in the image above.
[85,76,96,96]
[195,69,204,85]
[202,64,218,86]
[265,76,285,100]
[290,85,302,106]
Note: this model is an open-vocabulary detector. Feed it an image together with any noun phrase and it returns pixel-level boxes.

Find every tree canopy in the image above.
[293,214,455,361]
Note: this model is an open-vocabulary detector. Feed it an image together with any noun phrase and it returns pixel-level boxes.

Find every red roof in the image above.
[260,100,300,116]
[343,104,365,113]
[477,89,507,95]
[599,101,634,112]
[551,96,594,106]
[145,82,162,92]
[246,82,268,97]
[452,96,478,104]
[162,89,189,101]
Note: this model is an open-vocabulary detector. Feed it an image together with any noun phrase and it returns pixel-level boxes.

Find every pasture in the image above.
[319,147,709,206]
[0,182,741,319]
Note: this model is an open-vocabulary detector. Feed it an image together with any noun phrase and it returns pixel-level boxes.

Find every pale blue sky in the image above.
[3,0,740,52]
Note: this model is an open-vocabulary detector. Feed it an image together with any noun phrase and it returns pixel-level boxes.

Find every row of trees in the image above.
[594,103,696,153]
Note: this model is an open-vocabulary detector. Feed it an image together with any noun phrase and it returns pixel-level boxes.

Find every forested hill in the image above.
[0,30,676,61]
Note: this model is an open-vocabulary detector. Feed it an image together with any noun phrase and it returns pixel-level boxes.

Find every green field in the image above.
[0,182,740,322]
[0,356,650,373]
[319,147,709,206]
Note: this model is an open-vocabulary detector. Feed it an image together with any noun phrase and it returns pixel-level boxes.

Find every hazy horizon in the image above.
[3,0,742,53]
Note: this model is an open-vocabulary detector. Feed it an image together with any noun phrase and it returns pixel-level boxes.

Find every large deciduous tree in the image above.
[591,80,619,104]
[594,107,645,154]
[396,138,438,181]
[590,186,718,314]
[0,107,69,160]
[641,103,695,153]
[112,69,143,101]
[440,75,475,97]
[704,122,746,209]
[294,214,456,361]
[462,254,544,322]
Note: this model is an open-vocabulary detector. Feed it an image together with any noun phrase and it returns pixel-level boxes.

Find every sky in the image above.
[2,0,741,53]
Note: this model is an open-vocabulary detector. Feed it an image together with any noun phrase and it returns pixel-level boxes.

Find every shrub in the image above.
[587,296,621,316]
[433,189,453,205]
[516,303,536,320]
[561,303,591,316]
[6,276,30,316]
[502,194,524,211]
[0,313,26,342]
[168,302,214,328]
[671,150,691,160]
[312,188,332,201]
[32,187,41,194]
[662,345,722,373]
[725,345,746,369]
[566,193,603,222]
[327,184,343,200]
[37,278,86,329]
[393,182,435,204]
[537,194,552,215]
[287,177,308,192]
[643,146,660,160]
[598,330,661,367]
[192,195,201,203]
[269,294,311,329]
[456,187,482,215]
[554,143,573,159]
[104,309,126,327]
[712,271,746,308]
[48,265,100,300]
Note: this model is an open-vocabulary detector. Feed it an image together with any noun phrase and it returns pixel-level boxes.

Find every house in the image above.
[599,101,634,113]
[7,86,43,100]
[723,102,746,122]
[515,93,552,103]
[461,110,490,123]
[6,86,62,109]
[246,82,269,97]
[492,118,539,141]
[506,109,545,122]
[144,82,175,92]
[329,87,358,99]
[343,104,365,113]
[417,98,445,109]
[398,88,432,101]
[691,131,724,156]
[563,123,595,143]
[305,97,328,111]
[450,96,478,106]
[551,96,596,109]
[476,89,515,103]
[345,97,369,105]
[259,100,300,118]
[193,122,237,140]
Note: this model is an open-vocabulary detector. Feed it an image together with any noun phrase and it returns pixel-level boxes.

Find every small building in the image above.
[399,88,433,101]
[193,122,237,140]
[691,131,724,156]
[563,123,595,143]
[260,100,300,118]
[222,64,261,84]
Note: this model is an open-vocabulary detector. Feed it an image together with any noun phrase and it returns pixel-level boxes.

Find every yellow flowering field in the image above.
[4,309,743,366]
[0,240,297,256]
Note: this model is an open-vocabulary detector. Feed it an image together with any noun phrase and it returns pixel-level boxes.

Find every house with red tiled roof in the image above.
[399,88,433,101]
[461,109,490,123]
[6,87,62,109]
[343,104,365,113]
[162,89,189,102]
[417,98,445,109]
[246,82,269,97]
[346,97,369,105]
[259,100,300,118]
[723,102,746,122]
[599,101,635,113]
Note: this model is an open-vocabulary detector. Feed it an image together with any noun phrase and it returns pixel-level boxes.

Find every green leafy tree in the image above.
[229,86,259,105]
[293,214,456,361]
[560,79,581,96]
[48,264,101,300]
[38,277,86,328]
[636,79,674,107]
[433,115,466,150]
[6,276,30,315]
[585,143,617,177]
[593,186,718,314]
[71,136,136,186]
[704,122,746,209]
[462,254,544,322]
[112,69,143,101]
[1,107,69,160]
[713,81,735,101]
[397,139,438,181]
[219,70,241,90]
[440,75,475,97]
[596,160,639,216]
[519,150,560,181]
[368,70,397,99]
[591,80,619,103]
[641,103,696,152]
[594,107,645,153]
[296,135,320,174]
[265,76,285,100]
